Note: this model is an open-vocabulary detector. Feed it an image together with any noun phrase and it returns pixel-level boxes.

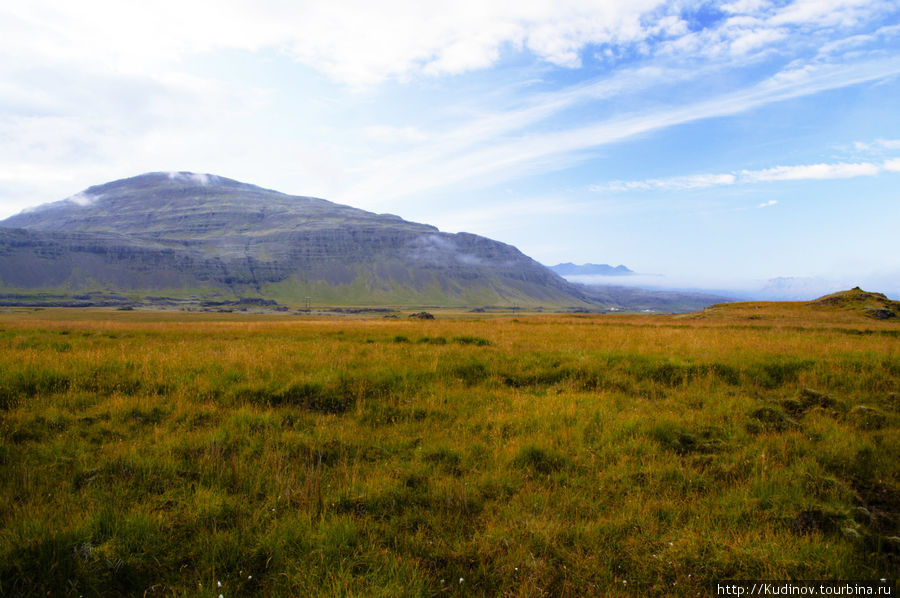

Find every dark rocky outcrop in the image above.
[408,312,435,320]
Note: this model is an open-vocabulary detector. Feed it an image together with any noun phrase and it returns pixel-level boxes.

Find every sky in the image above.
[1,0,899,299]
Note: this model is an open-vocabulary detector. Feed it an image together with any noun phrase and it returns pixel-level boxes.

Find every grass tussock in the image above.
[0,309,898,595]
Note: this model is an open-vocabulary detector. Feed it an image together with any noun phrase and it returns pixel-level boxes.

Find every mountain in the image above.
[0,172,592,308]
[549,262,634,276]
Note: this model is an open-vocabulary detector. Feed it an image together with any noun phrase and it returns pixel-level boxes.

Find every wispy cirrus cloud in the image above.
[741,161,881,182]
[600,173,737,192]
[0,0,898,220]
[854,138,900,152]
[343,56,900,206]
[363,125,429,143]
[769,0,892,28]
[591,158,899,193]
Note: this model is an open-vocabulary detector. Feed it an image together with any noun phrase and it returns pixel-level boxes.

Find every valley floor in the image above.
[1,309,898,596]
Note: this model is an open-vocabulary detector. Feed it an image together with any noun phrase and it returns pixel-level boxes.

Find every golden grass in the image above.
[0,308,898,596]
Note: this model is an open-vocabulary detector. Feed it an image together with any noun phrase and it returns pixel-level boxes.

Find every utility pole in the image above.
[305,296,311,310]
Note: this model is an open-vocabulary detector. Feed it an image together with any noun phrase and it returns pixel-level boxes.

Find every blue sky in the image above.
[1,0,899,298]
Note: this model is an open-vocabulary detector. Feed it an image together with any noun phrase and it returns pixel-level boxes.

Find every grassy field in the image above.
[1,305,898,596]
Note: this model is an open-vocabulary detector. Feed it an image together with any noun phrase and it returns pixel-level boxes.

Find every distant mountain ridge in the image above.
[550,262,634,276]
[0,172,592,307]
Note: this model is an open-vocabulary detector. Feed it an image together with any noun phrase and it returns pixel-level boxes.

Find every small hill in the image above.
[807,287,900,320]
[691,288,900,323]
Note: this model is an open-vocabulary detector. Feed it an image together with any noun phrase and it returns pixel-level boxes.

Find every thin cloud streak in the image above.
[0,0,897,236]
[592,158,899,193]
[337,63,709,205]
[342,56,900,206]
[601,174,737,192]
[742,162,881,182]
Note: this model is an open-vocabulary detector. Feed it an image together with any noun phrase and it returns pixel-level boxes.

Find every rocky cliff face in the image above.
[0,172,590,307]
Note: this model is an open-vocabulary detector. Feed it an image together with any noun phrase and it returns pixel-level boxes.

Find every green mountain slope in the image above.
[0,172,591,307]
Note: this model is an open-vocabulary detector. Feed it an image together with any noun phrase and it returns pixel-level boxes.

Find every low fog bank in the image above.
[562,273,900,302]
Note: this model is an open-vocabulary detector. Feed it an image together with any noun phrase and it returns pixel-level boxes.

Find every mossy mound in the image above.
[808,287,900,320]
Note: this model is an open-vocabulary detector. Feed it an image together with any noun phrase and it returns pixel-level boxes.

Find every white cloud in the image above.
[818,23,900,57]
[742,161,881,181]
[342,56,900,205]
[4,0,892,89]
[850,138,900,153]
[592,158,898,193]
[0,0,898,219]
[729,27,787,55]
[721,0,772,14]
[65,192,98,207]
[1,0,686,88]
[657,0,897,69]
[758,199,778,208]
[593,173,736,192]
[770,0,891,28]
[166,172,218,184]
